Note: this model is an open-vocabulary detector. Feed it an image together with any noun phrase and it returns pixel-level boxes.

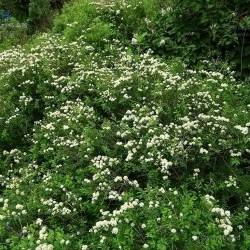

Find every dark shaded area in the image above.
[1,0,69,32]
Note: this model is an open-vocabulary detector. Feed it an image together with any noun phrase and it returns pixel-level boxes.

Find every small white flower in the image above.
[60,239,65,245]
[192,235,198,241]
[171,228,177,233]
[143,244,149,249]
[200,148,208,154]
[131,37,137,45]
[16,204,24,210]
[82,245,88,250]
[112,227,119,234]
[36,218,43,226]
[63,125,69,130]
[159,39,165,46]
[139,202,144,207]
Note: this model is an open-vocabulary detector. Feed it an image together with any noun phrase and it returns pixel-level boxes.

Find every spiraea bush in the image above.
[0,0,250,249]
[91,0,250,77]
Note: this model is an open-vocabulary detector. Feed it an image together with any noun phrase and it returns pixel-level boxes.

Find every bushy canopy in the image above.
[0,0,249,249]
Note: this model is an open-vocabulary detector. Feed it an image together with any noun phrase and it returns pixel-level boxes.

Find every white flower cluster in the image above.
[90,198,140,234]
[35,243,53,250]
[225,176,238,188]
[19,92,33,106]
[211,207,234,240]
[204,195,235,239]
[41,198,72,216]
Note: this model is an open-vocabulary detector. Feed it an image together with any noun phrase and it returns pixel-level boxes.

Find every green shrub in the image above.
[99,0,250,77]
[2,0,69,33]
[0,31,249,248]
[164,0,250,77]
[53,0,95,39]
[0,1,249,249]
[28,0,52,33]
[1,0,30,21]
[0,18,28,51]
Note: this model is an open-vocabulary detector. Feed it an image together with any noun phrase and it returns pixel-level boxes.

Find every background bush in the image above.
[1,0,69,33]
[0,18,28,51]
[98,0,250,78]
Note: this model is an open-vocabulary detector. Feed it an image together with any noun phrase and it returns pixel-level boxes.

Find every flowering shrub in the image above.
[92,0,250,77]
[0,0,250,249]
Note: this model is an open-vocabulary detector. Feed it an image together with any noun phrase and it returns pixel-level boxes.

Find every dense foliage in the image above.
[0,18,28,51]
[0,0,249,249]
[0,0,68,32]
[1,0,250,76]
